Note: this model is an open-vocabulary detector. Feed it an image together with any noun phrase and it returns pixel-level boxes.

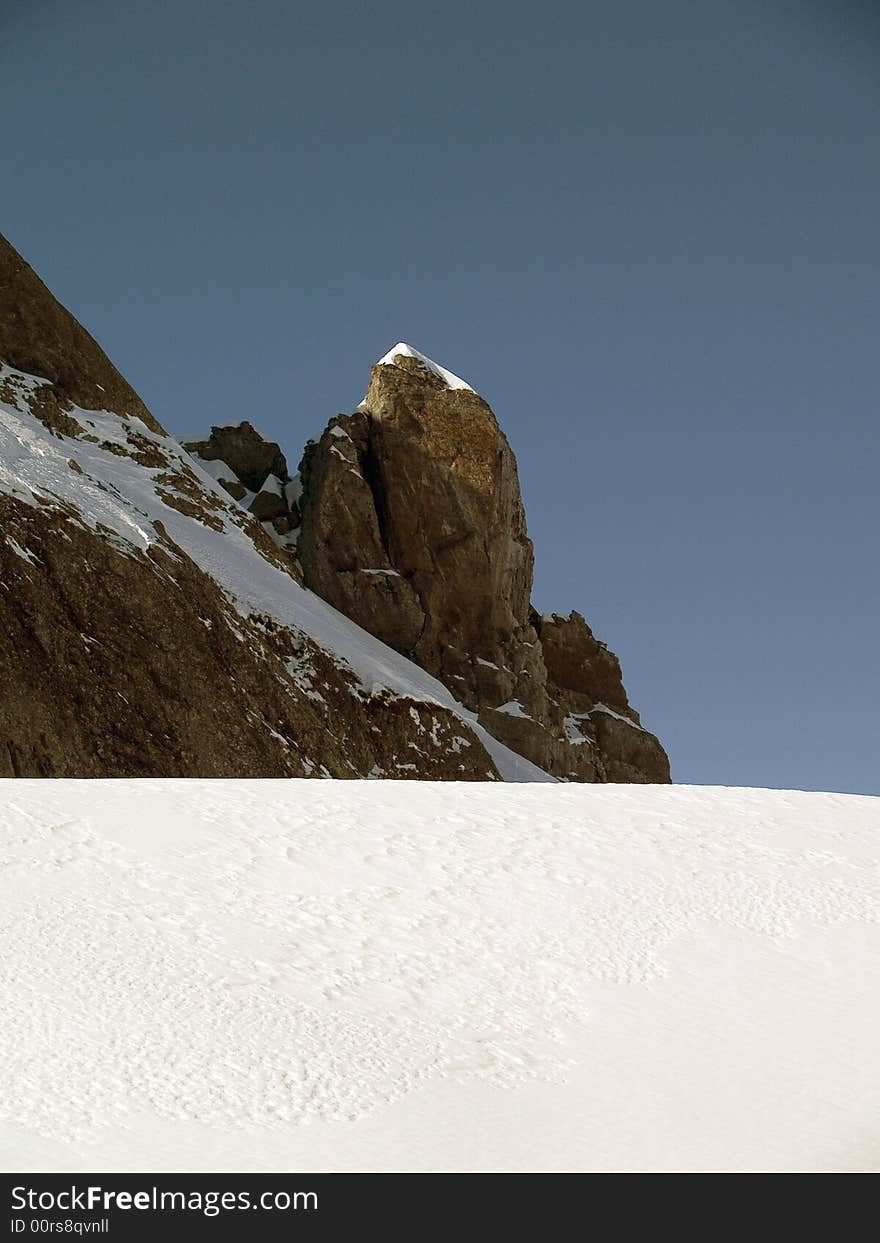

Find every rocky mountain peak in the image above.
[1,231,668,784]
[292,342,670,783]
[178,339,669,783]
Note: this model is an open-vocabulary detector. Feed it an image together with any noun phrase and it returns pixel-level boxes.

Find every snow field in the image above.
[0,780,877,1172]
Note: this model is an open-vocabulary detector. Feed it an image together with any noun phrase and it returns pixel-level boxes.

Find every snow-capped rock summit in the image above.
[0,231,668,782]
[296,343,670,782]
[375,342,475,392]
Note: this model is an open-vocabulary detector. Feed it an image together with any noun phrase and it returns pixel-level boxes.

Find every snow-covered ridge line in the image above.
[375,342,474,393]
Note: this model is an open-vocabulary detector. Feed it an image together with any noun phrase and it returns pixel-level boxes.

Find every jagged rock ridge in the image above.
[190,343,670,783]
[1,233,550,782]
[1,231,667,782]
[180,421,301,552]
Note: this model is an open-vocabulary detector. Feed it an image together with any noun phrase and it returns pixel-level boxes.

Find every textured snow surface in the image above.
[1,781,878,1173]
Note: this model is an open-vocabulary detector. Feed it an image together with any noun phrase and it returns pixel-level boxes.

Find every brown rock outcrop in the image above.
[297,413,426,654]
[536,610,631,713]
[534,611,670,783]
[298,357,537,704]
[182,422,289,494]
[295,347,670,783]
[181,422,301,552]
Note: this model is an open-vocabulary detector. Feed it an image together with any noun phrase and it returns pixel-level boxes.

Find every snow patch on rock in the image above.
[375,342,474,392]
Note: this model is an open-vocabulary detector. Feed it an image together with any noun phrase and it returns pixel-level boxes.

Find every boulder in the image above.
[182,422,288,494]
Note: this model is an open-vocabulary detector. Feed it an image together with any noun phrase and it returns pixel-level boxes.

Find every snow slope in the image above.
[1,781,877,1173]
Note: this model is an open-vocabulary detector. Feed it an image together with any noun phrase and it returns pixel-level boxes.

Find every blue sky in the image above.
[3,0,878,792]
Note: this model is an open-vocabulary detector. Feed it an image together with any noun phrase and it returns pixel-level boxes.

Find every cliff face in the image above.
[292,345,669,783]
[0,235,540,782]
[0,234,668,783]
